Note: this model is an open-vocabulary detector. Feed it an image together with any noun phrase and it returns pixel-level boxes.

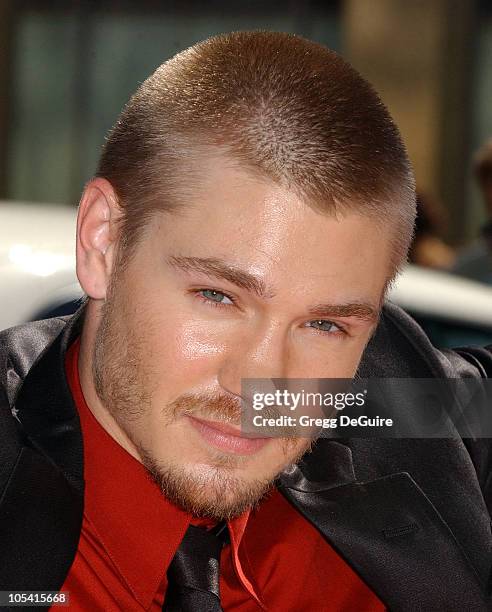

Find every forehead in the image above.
[146,159,393,301]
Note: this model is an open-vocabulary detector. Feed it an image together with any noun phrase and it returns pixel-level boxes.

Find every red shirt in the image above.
[58,339,385,611]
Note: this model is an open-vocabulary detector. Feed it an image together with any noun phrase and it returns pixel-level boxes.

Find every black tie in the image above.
[162,522,229,612]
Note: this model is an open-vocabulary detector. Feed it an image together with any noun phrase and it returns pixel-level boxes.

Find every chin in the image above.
[141,452,276,520]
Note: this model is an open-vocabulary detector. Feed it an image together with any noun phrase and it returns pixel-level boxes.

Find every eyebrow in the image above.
[307,303,379,323]
[167,255,379,322]
[168,255,274,298]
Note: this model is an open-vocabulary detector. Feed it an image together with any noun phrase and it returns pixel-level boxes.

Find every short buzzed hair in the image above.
[96,31,416,281]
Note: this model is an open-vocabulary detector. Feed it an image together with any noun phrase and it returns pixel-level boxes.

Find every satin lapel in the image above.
[0,310,86,600]
[12,309,85,493]
[278,441,490,611]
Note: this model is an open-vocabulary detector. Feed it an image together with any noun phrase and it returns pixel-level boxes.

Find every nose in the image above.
[217,319,291,397]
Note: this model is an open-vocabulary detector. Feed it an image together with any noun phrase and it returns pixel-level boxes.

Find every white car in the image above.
[389,265,492,348]
[0,202,81,329]
[1,201,492,348]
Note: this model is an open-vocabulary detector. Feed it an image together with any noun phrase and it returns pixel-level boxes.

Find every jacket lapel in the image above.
[0,309,86,593]
[12,308,86,492]
[278,438,491,611]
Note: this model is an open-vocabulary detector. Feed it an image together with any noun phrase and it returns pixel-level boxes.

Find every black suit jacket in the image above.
[1,302,492,611]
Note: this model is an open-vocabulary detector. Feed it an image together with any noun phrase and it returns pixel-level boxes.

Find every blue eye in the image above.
[308,320,343,334]
[199,289,234,306]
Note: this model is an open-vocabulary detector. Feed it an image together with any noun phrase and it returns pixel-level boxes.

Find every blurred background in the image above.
[2,0,492,346]
[1,0,491,241]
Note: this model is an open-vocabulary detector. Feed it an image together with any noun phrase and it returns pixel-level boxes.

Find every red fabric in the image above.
[58,338,386,611]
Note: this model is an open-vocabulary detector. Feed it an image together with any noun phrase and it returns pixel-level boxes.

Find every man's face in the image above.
[93,158,393,520]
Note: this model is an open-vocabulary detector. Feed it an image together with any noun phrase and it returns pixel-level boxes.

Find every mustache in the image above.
[166,392,307,441]
[167,391,244,424]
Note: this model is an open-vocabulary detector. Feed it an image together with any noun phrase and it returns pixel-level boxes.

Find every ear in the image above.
[76,177,121,300]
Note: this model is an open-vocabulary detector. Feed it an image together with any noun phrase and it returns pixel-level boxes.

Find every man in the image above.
[452,138,492,284]
[1,31,491,611]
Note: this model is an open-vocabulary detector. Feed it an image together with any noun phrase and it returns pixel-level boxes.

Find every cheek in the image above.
[178,322,227,361]
[148,315,231,388]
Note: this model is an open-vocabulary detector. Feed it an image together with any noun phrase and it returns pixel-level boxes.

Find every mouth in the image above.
[186,415,271,455]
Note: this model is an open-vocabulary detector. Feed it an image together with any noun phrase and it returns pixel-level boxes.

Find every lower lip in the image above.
[187,416,271,455]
